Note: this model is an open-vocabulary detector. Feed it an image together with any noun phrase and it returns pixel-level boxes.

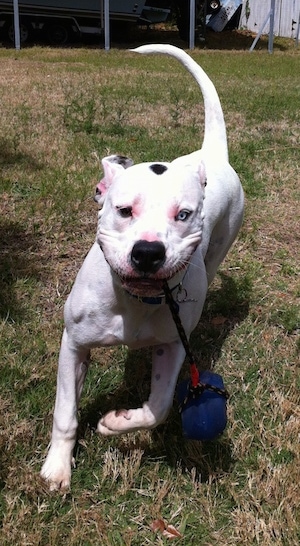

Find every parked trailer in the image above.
[0,0,170,44]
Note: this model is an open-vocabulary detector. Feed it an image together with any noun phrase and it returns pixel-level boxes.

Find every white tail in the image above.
[131,44,228,162]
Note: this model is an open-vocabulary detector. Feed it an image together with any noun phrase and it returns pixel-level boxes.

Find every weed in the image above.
[270,304,300,334]
[168,88,185,127]
[64,91,98,134]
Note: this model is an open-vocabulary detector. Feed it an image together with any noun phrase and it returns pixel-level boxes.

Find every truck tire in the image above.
[46,22,70,45]
[7,19,31,44]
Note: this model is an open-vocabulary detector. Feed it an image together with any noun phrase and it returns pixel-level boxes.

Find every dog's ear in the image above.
[94,155,134,205]
[107,154,134,169]
[199,160,207,190]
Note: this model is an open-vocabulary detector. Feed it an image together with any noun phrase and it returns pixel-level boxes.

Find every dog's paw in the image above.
[97,406,155,436]
[97,409,133,436]
[41,467,71,491]
[41,463,71,491]
[41,449,72,491]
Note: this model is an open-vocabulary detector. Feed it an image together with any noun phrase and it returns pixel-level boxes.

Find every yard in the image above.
[0,29,299,545]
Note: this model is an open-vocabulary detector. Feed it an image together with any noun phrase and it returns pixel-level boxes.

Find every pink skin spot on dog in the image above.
[96,179,106,194]
[132,200,143,218]
[140,232,160,242]
[168,204,179,220]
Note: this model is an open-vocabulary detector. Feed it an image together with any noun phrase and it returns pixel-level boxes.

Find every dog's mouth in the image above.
[117,262,189,298]
[120,276,165,297]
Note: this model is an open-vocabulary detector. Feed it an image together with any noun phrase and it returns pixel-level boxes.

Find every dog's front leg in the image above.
[98,341,185,436]
[41,329,89,490]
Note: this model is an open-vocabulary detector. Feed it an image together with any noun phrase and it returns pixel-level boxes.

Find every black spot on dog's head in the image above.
[150,163,168,175]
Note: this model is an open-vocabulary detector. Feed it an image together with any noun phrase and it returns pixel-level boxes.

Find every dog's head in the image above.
[97,157,206,296]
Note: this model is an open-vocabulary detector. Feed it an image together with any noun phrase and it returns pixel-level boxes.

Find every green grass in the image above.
[0,29,299,545]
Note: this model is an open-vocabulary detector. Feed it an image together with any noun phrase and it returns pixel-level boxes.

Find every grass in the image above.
[0,28,299,545]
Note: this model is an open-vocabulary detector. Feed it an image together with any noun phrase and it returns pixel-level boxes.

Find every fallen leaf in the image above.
[163,524,183,539]
[150,519,166,533]
[150,518,183,540]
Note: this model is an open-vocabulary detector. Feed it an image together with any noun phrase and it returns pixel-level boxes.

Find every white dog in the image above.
[41,44,244,490]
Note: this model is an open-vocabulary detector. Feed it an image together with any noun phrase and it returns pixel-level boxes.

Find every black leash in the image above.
[162,280,229,411]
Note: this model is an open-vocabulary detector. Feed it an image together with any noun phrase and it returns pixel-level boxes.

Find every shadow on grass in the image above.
[1,136,45,322]
[1,27,292,53]
[78,271,251,481]
[118,27,291,52]
[0,137,43,171]
[0,220,41,322]
[190,271,251,367]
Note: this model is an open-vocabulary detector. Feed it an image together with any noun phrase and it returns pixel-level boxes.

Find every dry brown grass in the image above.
[0,31,299,545]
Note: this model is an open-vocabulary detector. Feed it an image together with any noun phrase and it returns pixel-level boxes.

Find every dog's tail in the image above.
[131,44,228,163]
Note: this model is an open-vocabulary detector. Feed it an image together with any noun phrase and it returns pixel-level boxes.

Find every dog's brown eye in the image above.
[175,209,191,222]
[117,206,132,218]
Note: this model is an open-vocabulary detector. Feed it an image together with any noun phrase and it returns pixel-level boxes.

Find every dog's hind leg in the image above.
[41,330,90,490]
[97,341,185,436]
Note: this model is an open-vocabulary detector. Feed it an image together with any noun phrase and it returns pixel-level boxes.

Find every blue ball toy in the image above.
[177,370,228,441]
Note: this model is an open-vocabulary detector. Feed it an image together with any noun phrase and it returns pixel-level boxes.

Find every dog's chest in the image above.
[109,301,179,349]
[120,302,175,348]
[67,295,178,350]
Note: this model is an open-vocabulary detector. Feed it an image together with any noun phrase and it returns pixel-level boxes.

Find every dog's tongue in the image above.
[122,278,164,297]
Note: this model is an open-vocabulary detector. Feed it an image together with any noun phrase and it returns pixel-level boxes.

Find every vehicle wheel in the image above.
[7,21,30,44]
[46,23,69,45]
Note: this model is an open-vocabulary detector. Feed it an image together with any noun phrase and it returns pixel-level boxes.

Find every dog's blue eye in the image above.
[175,209,191,222]
[117,206,132,218]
